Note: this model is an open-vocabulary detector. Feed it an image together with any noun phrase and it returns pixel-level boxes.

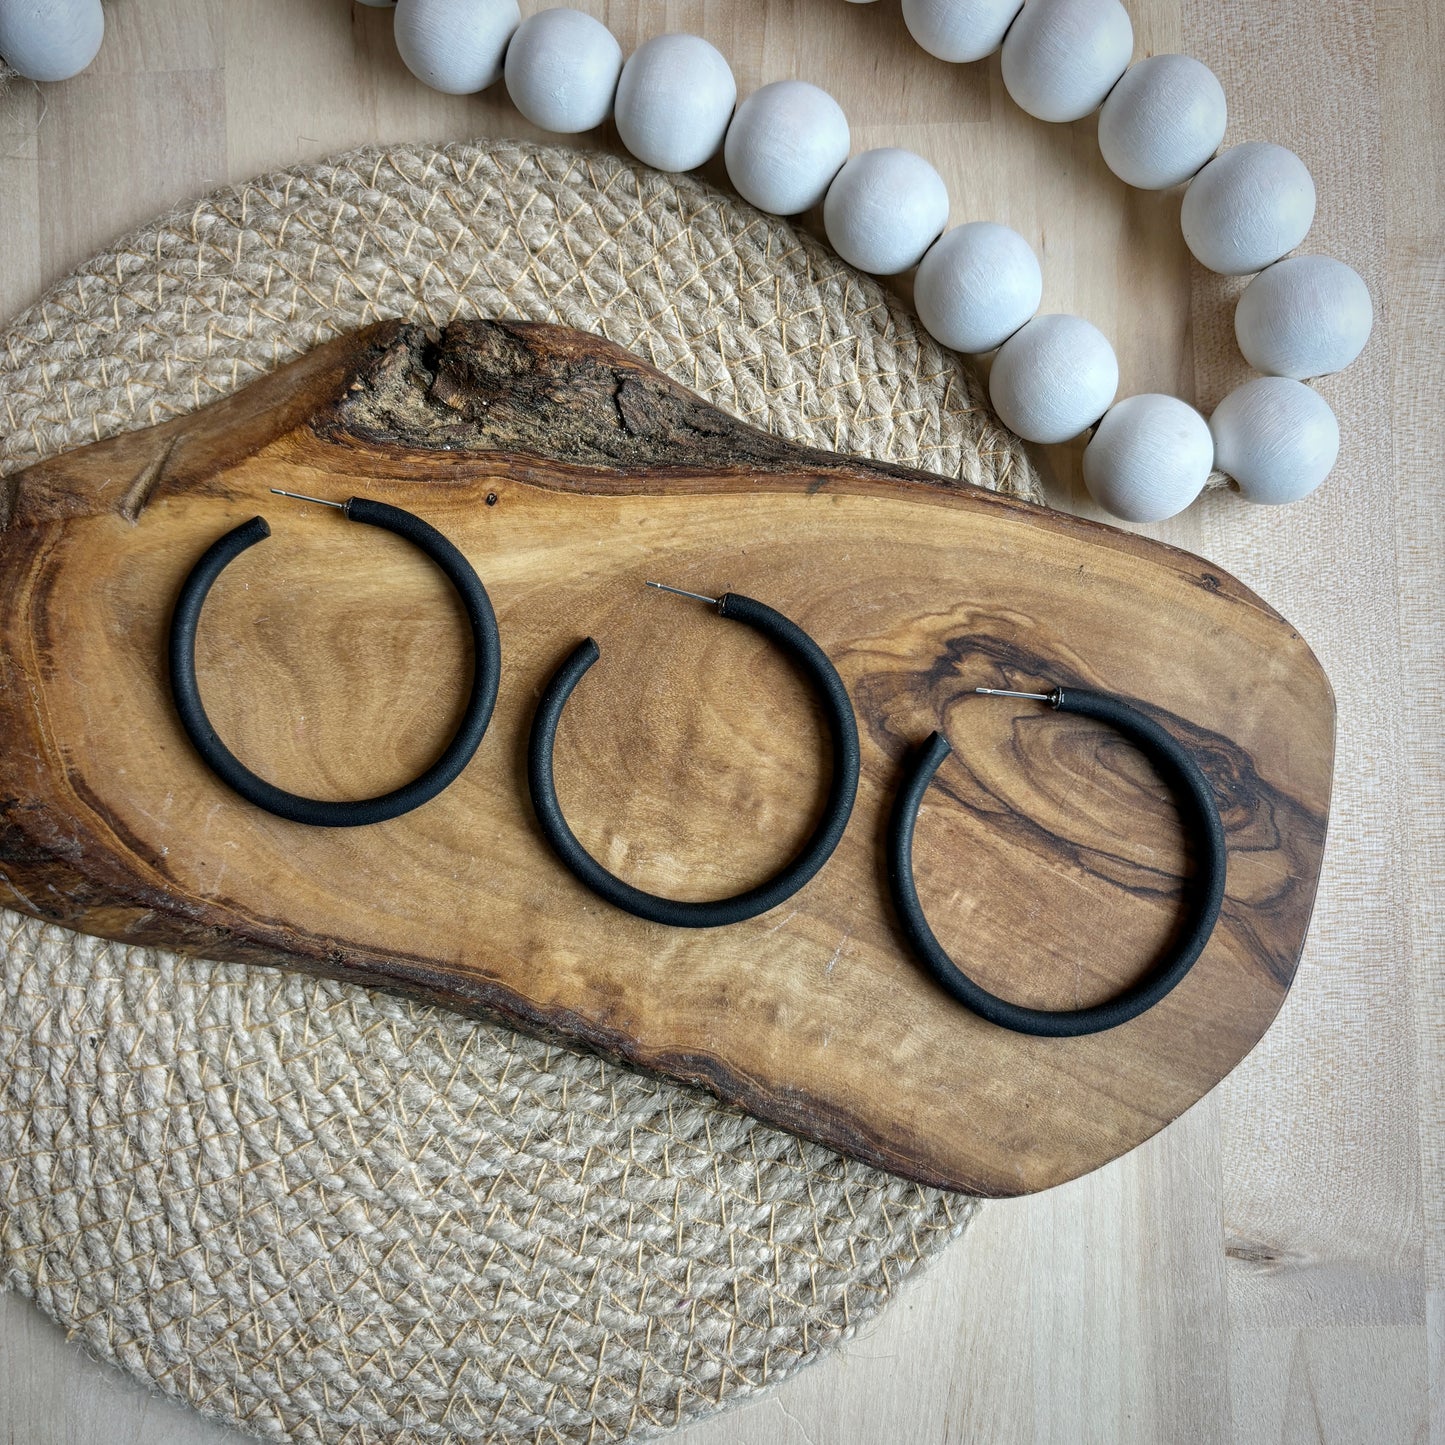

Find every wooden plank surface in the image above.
[0,0,1438,1441]
[0,317,1333,1198]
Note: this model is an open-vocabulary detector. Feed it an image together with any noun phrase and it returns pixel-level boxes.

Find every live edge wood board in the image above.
[0,320,1334,1197]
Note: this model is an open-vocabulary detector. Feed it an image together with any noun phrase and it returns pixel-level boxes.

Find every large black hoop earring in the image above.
[168,490,501,827]
[887,685,1227,1036]
[527,583,861,929]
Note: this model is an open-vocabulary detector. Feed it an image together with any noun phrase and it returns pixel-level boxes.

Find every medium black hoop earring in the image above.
[168,489,501,827]
[887,684,1227,1036]
[527,583,861,929]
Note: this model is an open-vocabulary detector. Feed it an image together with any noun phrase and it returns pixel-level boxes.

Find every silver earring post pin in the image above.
[975,686,1061,706]
[645,581,720,606]
[270,488,346,510]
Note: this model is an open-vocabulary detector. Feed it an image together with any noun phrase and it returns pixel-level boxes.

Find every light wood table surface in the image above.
[0,1,1439,1441]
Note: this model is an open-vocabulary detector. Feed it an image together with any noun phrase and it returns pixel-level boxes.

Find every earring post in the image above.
[645,581,720,606]
[975,686,1055,703]
[269,488,346,510]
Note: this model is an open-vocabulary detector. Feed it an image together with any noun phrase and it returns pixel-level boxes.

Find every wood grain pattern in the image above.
[0,0,1438,1439]
[0,317,1332,1197]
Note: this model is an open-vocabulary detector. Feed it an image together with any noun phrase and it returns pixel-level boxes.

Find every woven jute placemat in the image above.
[0,140,1036,1444]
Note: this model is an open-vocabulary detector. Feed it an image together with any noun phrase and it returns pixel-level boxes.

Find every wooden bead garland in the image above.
[370,0,1365,515]
[5,0,1374,521]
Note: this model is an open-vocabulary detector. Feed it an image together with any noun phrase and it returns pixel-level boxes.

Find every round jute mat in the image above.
[0,140,1036,1444]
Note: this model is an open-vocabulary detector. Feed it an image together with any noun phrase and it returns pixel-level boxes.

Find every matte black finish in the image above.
[887,689,1228,1036]
[527,592,861,928]
[168,498,501,826]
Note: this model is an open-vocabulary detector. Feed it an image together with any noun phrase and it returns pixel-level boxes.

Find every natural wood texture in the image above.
[0,316,1332,1197]
[0,0,1438,1441]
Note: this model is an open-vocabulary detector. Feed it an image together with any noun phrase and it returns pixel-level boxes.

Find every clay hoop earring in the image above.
[887,685,1227,1036]
[527,583,861,929]
[168,490,501,827]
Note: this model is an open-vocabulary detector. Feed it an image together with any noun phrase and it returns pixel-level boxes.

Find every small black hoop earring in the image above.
[887,685,1227,1036]
[168,490,501,827]
[527,583,861,929]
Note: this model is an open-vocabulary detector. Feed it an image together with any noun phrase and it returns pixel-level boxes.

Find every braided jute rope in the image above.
[0,140,1035,1444]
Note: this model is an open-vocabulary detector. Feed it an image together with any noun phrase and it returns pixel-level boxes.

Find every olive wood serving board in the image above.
[0,320,1334,1196]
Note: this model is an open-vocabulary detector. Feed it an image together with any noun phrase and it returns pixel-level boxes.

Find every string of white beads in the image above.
[0,0,1370,521]
[989,314,1119,444]
[724,81,850,216]
[1180,142,1316,275]
[1209,377,1340,504]
[1082,394,1213,521]
[504,9,622,134]
[377,0,1363,518]
[1000,0,1134,123]
[0,0,104,82]
[914,223,1043,354]
[902,0,1024,64]
[1097,54,1227,190]
[1234,255,1373,380]
[613,34,736,173]
[822,149,950,275]
[394,0,519,95]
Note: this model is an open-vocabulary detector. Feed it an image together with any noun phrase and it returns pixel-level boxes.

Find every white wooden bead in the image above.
[1180,142,1315,276]
[724,80,849,216]
[1082,394,1213,521]
[901,0,1024,64]
[1097,54,1227,190]
[1234,254,1374,380]
[822,148,950,275]
[0,0,103,82]
[614,34,736,173]
[988,314,1118,443]
[914,222,1042,353]
[1209,376,1339,504]
[395,0,519,94]
[504,8,622,134]
[1000,0,1133,123]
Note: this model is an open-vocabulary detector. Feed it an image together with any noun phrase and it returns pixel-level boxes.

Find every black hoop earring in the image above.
[168,490,501,827]
[887,685,1227,1036]
[527,583,861,929]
